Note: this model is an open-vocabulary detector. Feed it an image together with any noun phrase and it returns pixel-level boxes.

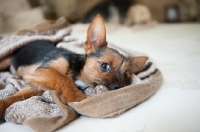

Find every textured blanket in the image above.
[0,18,162,132]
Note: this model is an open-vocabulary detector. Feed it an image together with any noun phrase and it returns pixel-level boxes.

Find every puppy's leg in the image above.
[0,87,43,118]
[0,55,12,71]
[24,67,86,103]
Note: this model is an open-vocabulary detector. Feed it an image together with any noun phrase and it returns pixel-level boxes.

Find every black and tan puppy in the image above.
[0,14,148,118]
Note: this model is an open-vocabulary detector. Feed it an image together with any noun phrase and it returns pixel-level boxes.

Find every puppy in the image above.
[0,14,148,118]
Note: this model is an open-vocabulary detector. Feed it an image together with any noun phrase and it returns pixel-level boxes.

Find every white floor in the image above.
[1,23,200,132]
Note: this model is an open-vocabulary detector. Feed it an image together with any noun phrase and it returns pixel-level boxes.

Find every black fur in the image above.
[89,47,106,58]
[12,41,85,77]
[89,46,122,59]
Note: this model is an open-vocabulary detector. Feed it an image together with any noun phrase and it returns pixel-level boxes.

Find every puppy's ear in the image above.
[84,14,107,54]
[129,56,148,74]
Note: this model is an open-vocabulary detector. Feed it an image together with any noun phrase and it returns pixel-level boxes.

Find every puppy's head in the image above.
[81,14,148,90]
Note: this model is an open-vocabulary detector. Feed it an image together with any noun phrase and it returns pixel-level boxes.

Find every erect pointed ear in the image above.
[129,56,148,74]
[84,14,107,55]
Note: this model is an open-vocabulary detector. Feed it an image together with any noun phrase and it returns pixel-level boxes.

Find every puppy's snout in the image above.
[113,83,121,90]
[113,72,123,90]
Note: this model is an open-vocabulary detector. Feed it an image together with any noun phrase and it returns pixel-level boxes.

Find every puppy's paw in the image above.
[0,100,8,118]
[60,91,86,103]
[75,92,86,102]
[60,95,69,104]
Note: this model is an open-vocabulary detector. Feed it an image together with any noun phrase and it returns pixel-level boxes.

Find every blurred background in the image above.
[0,0,199,34]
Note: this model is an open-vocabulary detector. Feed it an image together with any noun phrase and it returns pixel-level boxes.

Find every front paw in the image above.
[0,100,8,119]
[75,92,86,102]
[60,92,86,103]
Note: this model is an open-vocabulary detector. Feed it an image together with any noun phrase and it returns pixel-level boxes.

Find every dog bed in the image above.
[0,17,162,132]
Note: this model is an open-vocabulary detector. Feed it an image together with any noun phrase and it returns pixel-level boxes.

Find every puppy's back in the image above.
[12,41,56,70]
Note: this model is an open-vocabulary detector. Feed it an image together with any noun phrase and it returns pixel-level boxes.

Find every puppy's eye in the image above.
[100,63,110,72]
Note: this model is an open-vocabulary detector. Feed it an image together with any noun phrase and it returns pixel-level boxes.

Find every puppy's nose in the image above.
[114,72,122,90]
[113,82,121,90]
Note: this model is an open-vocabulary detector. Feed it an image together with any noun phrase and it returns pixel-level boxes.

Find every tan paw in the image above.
[75,92,86,102]
[60,92,86,103]
[0,100,8,118]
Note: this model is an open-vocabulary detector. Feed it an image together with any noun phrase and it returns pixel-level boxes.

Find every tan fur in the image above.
[24,67,86,103]
[84,14,107,54]
[20,57,86,103]
[0,55,12,71]
[17,64,41,77]
[48,57,70,75]
[129,56,148,73]
[17,58,69,77]
[80,49,125,89]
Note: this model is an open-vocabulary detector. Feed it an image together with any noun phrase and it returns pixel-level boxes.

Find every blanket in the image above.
[0,18,162,132]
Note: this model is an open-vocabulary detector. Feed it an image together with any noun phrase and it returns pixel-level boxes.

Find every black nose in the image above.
[113,83,121,90]
[114,86,120,90]
[114,72,122,90]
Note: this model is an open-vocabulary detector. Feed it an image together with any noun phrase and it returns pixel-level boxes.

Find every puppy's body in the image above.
[12,41,85,79]
[0,14,148,119]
